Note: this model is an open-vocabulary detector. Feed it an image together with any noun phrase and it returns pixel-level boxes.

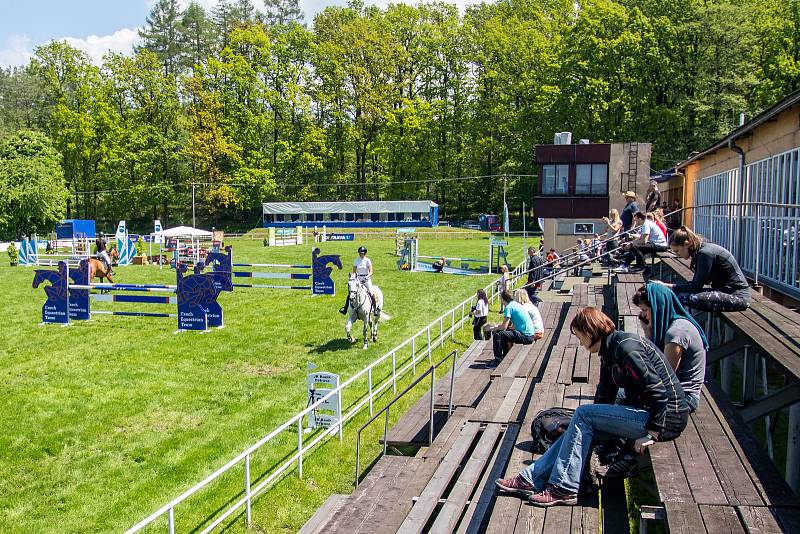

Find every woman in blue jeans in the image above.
[495,307,689,507]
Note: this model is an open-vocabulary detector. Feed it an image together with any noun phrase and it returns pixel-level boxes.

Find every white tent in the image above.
[151,225,212,238]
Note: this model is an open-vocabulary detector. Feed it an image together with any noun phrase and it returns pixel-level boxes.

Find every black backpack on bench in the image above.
[530,407,574,454]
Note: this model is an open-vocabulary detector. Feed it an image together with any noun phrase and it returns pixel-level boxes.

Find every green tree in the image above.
[180,2,214,72]
[0,130,67,238]
[263,0,304,26]
[138,0,183,76]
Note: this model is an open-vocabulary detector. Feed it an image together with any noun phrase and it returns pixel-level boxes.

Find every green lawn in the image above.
[0,233,536,532]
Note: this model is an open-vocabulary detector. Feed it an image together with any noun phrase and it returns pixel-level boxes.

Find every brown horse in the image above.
[88,258,114,284]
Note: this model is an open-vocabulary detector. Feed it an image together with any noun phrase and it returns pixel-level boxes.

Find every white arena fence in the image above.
[127,259,528,533]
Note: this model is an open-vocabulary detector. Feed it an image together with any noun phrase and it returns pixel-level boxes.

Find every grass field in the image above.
[0,233,537,532]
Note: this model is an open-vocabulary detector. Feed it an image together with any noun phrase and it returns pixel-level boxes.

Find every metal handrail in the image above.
[354,350,459,486]
[126,258,528,533]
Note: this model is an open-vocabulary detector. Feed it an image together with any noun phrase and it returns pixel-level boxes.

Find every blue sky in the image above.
[0,0,477,68]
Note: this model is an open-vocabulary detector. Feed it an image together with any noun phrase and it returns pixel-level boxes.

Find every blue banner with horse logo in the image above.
[312,248,342,295]
[176,264,211,331]
[68,260,91,320]
[32,261,70,324]
[326,233,355,241]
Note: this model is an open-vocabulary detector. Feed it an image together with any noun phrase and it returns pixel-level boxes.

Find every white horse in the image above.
[345,274,385,350]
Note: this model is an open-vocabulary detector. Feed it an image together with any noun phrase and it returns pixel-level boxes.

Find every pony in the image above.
[345,273,386,350]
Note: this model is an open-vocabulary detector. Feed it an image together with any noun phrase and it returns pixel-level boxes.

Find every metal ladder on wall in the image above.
[622,142,639,193]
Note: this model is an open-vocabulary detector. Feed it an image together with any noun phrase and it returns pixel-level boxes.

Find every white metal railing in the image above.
[693,147,800,298]
[127,259,527,533]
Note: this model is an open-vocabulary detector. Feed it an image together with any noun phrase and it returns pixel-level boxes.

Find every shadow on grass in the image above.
[307,338,357,353]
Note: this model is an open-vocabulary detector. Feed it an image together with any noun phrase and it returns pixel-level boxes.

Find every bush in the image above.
[136,237,145,256]
[7,241,18,264]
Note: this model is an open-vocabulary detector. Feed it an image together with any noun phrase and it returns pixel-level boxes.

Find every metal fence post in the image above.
[368,368,373,415]
[439,316,443,345]
[461,302,465,330]
[412,337,416,373]
[451,310,455,340]
[427,326,432,363]
[297,418,303,478]
[383,409,390,457]
[755,204,761,286]
[429,368,436,445]
[392,351,397,394]
[245,454,252,525]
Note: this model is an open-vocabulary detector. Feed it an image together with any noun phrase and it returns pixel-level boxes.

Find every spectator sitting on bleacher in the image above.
[653,226,750,312]
[632,284,709,412]
[514,289,544,338]
[628,212,668,274]
[490,290,539,365]
[495,307,689,507]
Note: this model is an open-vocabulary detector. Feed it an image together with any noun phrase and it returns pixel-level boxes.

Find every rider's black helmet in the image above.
[358,246,367,254]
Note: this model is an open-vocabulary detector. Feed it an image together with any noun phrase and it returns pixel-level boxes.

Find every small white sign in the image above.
[307,372,341,429]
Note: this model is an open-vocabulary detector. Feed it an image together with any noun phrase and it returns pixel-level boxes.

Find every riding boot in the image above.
[339,295,350,315]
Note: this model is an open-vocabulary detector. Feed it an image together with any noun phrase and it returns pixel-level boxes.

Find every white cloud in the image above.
[63,27,142,66]
[0,34,34,68]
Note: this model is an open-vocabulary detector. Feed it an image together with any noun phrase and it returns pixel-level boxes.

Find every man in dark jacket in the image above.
[525,246,545,302]
[620,191,640,232]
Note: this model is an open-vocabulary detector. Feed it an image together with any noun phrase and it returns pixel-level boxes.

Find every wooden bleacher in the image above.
[302,281,621,533]
[302,256,800,533]
[617,257,800,532]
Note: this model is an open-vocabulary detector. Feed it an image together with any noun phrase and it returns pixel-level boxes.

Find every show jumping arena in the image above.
[5,233,531,532]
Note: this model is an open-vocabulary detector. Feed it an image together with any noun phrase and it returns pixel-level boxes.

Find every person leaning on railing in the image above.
[495,307,689,507]
[652,226,750,312]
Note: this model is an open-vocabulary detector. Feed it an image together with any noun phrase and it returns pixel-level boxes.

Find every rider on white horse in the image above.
[340,245,379,315]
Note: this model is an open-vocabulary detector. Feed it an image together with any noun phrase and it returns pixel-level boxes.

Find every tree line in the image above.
[0,0,797,237]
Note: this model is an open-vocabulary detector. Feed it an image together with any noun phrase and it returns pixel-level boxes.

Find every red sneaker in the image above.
[494,474,536,497]
[529,484,578,507]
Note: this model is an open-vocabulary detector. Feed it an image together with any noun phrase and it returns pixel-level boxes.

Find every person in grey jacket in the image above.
[655,226,750,312]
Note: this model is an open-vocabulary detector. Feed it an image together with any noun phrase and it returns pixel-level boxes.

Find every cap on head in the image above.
[358,246,367,253]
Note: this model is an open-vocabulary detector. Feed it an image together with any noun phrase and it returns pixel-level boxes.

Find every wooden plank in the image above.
[557,346,577,385]
[540,345,565,384]
[398,422,482,533]
[431,424,503,532]
[456,425,521,534]
[703,384,800,507]
[299,494,348,534]
[699,505,745,534]
[543,506,572,531]
[578,504,600,534]
[487,385,564,533]
[664,502,707,534]
[649,439,693,503]
[327,456,413,532]
[691,395,765,506]
[470,378,527,424]
[572,346,590,383]
[737,505,786,534]
[363,458,439,532]
[416,407,473,460]
[673,417,728,505]
[511,506,546,534]
[563,384,582,411]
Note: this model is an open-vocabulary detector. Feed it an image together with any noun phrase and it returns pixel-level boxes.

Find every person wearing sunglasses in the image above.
[495,307,688,507]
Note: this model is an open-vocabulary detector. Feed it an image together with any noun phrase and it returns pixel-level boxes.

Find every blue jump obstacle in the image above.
[32,259,228,331]
[199,247,342,295]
